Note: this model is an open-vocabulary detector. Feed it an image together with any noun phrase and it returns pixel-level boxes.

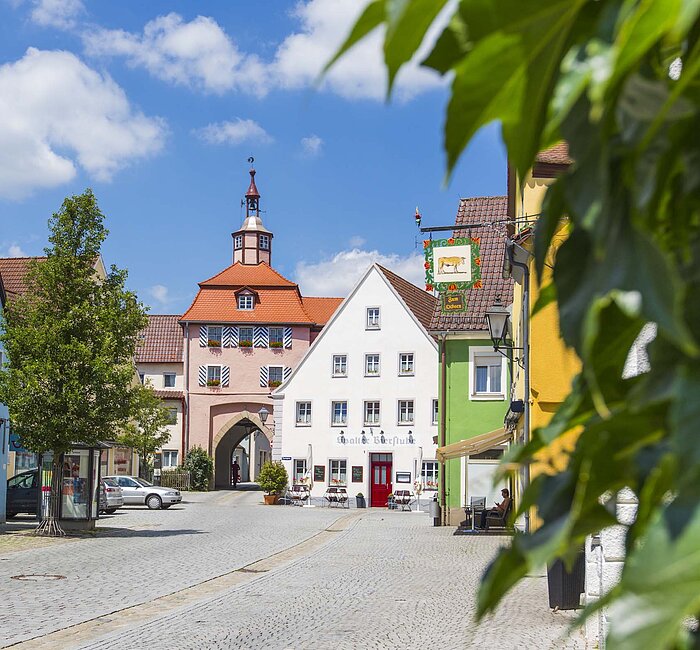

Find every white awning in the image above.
[436,428,512,462]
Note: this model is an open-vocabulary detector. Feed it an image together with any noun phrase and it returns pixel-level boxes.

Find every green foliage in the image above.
[257,461,288,495]
[183,446,213,491]
[115,384,173,473]
[0,189,148,456]
[332,2,700,646]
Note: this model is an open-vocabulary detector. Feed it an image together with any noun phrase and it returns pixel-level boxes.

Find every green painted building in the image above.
[428,197,513,525]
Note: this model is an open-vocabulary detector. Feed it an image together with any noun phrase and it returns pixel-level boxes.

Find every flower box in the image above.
[206,379,220,387]
[269,341,283,349]
[207,340,221,348]
[268,380,282,388]
[239,340,253,348]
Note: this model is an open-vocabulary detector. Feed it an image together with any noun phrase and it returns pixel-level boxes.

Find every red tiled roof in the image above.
[376,265,437,331]
[199,262,295,287]
[535,142,572,166]
[301,296,343,325]
[430,197,514,332]
[0,257,46,301]
[136,315,183,363]
[153,389,183,399]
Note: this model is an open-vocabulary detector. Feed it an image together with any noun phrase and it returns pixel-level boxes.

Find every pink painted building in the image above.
[180,167,341,487]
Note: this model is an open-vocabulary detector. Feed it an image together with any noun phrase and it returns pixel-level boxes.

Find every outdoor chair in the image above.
[393,490,415,511]
[483,499,514,530]
[290,485,310,506]
[463,496,486,530]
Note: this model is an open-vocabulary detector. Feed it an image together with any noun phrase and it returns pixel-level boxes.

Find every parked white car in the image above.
[104,476,182,510]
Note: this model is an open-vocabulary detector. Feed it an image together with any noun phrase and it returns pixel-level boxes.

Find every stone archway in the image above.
[212,411,273,489]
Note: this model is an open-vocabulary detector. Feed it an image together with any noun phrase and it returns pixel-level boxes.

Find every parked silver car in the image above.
[100,477,124,514]
[104,476,182,510]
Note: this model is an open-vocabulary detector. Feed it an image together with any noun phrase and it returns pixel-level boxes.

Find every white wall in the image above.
[138,362,184,390]
[273,265,438,501]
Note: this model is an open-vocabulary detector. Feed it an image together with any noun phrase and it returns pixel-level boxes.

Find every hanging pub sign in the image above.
[424,236,482,292]
[441,291,467,314]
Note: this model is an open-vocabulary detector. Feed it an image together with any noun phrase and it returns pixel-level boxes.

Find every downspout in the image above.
[184,322,190,455]
[439,333,448,526]
[507,242,530,533]
[180,395,186,464]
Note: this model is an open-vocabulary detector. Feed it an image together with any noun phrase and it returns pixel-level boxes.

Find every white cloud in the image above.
[5,243,28,257]
[83,13,268,95]
[150,284,170,304]
[195,118,272,146]
[300,134,323,158]
[295,248,425,296]
[0,48,166,200]
[349,235,365,248]
[31,0,84,29]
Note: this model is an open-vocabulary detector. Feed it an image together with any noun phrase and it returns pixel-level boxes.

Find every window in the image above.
[421,461,439,490]
[259,234,270,250]
[234,234,243,250]
[332,354,347,377]
[268,366,283,385]
[207,365,221,386]
[398,400,414,425]
[329,459,347,486]
[163,450,178,468]
[364,401,380,425]
[207,326,222,347]
[365,354,380,376]
[366,307,381,329]
[163,372,176,388]
[293,459,307,483]
[432,399,439,425]
[331,401,347,426]
[399,353,414,375]
[471,350,505,398]
[116,476,140,488]
[166,408,178,425]
[238,294,254,310]
[269,327,284,347]
[296,401,312,425]
[239,326,254,346]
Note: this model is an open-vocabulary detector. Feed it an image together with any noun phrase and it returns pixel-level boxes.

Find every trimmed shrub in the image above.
[183,445,213,491]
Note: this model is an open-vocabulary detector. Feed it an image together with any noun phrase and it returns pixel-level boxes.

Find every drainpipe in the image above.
[507,242,530,533]
[439,333,448,526]
[184,322,190,455]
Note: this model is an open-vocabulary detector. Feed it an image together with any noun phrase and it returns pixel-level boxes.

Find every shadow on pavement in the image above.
[97,527,207,538]
[214,482,262,492]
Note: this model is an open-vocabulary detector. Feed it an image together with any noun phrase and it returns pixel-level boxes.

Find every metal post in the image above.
[439,334,448,526]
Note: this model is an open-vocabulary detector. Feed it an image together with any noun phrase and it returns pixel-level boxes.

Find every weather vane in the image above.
[247,156,255,167]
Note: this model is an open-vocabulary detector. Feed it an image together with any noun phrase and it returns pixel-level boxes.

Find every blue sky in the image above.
[0,0,506,313]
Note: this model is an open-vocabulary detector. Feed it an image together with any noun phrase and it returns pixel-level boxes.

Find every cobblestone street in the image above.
[1,491,586,649]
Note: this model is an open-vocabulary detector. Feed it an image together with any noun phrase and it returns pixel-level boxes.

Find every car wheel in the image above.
[146,494,162,510]
[106,508,118,514]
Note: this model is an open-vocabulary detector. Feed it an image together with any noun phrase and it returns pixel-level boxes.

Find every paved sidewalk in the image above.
[76,511,586,649]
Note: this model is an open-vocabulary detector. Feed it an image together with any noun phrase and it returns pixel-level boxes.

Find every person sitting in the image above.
[478,488,511,529]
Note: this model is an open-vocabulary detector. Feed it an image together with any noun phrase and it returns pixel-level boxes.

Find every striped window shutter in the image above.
[283,327,292,349]
[221,366,230,387]
[199,326,207,347]
[223,327,233,348]
[231,326,239,347]
[198,366,207,386]
[259,366,269,387]
[254,326,268,348]
[283,366,292,382]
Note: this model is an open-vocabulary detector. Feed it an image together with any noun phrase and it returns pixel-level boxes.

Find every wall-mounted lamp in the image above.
[408,430,414,444]
[485,299,524,368]
[380,430,385,444]
[258,406,270,424]
[339,430,346,444]
[361,430,367,444]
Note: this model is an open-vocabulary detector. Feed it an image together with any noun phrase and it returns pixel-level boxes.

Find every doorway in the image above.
[370,453,392,507]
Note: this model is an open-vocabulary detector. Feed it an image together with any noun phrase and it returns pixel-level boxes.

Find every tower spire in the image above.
[232,158,273,266]
[245,157,260,217]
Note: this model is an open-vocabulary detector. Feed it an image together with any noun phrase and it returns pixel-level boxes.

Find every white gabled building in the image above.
[272,264,439,507]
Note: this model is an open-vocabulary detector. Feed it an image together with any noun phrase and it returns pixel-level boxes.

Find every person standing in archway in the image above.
[231,459,241,489]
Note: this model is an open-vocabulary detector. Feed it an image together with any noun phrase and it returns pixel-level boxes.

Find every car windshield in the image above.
[133,478,153,487]
[103,478,118,487]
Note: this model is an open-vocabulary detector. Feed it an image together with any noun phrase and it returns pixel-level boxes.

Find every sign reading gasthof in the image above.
[424,236,482,292]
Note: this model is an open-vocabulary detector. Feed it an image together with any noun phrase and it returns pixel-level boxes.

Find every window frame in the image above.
[432,399,439,425]
[366,307,381,330]
[296,401,312,426]
[162,450,178,468]
[331,400,348,426]
[332,354,347,377]
[238,326,254,345]
[363,400,381,426]
[364,353,380,377]
[234,234,243,250]
[268,365,284,384]
[397,399,414,425]
[259,234,270,250]
[163,372,176,388]
[293,458,307,484]
[328,459,347,486]
[469,348,507,400]
[398,352,415,376]
[238,294,254,310]
[421,460,439,490]
[207,365,222,386]
[269,326,284,346]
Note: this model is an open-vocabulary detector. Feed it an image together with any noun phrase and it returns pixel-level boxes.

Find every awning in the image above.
[436,427,512,462]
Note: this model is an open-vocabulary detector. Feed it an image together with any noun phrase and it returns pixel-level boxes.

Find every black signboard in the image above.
[314,465,325,482]
[352,466,363,482]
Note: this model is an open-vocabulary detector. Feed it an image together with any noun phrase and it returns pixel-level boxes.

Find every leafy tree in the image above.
[183,446,214,491]
[0,190,148,535]
[257,461,288,496]
[115,384,173,479]
[332,2,700,647]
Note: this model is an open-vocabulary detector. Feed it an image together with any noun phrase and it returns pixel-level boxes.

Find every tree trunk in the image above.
[35,455,65,537]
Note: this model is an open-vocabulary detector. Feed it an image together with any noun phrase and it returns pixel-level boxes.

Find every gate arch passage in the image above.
[212,410,273,489]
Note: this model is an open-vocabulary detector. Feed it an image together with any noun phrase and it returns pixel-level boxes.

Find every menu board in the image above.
[313,465,325,482]
[352,466,363,482]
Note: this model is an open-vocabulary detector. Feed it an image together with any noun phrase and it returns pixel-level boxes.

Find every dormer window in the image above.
[234,234,243,250]
[259,234,270,251]
[238,294,254,310]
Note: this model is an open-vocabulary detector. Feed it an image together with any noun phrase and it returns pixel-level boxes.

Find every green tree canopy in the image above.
[332,2,700,647]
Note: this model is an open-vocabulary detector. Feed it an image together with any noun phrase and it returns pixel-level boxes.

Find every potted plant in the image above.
[270,341,284,349]
[207,339,221,347]
[355,492,366,509]
[206,379,220,387]
[239,340,253,348]
[257,461,288,505]
[268,379,282,388]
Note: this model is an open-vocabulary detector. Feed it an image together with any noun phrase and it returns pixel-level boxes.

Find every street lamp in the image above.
[258,406,269,425]
[485,298,510,351]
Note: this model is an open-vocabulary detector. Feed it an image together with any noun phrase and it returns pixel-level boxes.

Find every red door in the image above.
[370,453,392,507]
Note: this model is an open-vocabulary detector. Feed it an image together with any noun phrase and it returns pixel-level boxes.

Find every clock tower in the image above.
[232,165,273,266]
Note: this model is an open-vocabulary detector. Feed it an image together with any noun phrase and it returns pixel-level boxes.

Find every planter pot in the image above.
[263,494,278,505]
[355,495,366,509]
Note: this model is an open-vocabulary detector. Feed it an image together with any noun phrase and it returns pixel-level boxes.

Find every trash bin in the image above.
[356,494,366,508]
[547,550,585,610]
[430,497,441,527]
